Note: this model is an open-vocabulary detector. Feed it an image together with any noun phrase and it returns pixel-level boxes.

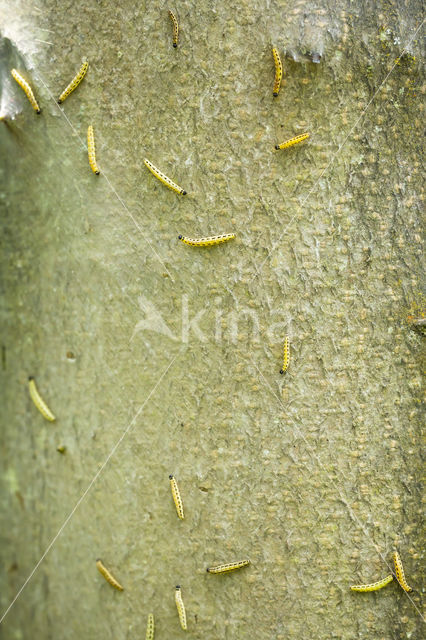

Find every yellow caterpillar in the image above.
[96,559,124,591]
[87,125,100,175]
[392,551,413,592]
[175,585,187,631]
[350,575,393,592]
[280,336,290,374]
[11,69,41,113]
[145,613,155,640]
[206,559,250,574]
[28,377,56,422]
[275,133,310,151]
[168,10,179,47]
[58,61,88,103]
[144,158,186,195]
[178,233,235,247]
[169,475,184,519]
[272,48,282,97]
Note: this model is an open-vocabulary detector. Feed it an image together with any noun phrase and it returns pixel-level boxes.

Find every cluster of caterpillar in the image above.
[350,551,413,594]
[11,60,89,113]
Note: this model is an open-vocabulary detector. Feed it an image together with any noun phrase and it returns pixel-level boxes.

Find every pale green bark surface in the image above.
[0,1,424,638]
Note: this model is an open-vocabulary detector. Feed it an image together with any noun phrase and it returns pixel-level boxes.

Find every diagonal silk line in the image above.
[250,358,425,620]
[249,20,425,285]
[34,72,174,282]
[0,351,180,625]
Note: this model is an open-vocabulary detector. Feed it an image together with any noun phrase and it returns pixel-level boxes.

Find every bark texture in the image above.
[0,1,424,638]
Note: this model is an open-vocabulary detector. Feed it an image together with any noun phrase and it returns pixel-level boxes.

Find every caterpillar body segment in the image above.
[58,61,88,103]
[28,377,56,421]
[87,125,100,175]
[350,575,393,592]
[207,559,250,574]
[178,234,235,247]
[145,613,155,640]
[275,133,310,151]
[175,585,187,631]
[169,474,184,519]
[144,158,186,195]
[280,336,290,374]
[272,48,282,97]
[11,69,41,113]
[168,10,179,47]
[96,559,124,591]
[392,551,413,592]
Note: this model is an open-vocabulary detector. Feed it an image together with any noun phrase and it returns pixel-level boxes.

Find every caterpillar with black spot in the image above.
[175,585,187,630]
[350,575,393,592]
[275,133,310,150]
[178,234,235,247]
[272,48,282,97]
[87,125,100,175]
[144,158,186,195]
[145,613,155,640]
[28,376,56,421]
[96,559,124,591]
[392,551,413,592]
[168,10,179,47]
[207,559,250,574]
[58,61,88,103]
[11,69,41,113]
[169,474,184,519]
[280,336,290,374]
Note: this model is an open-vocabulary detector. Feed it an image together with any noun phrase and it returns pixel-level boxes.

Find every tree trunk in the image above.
[0,1,423,638]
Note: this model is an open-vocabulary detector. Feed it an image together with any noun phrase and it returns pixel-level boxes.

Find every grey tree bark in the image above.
[0,1,424,638]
